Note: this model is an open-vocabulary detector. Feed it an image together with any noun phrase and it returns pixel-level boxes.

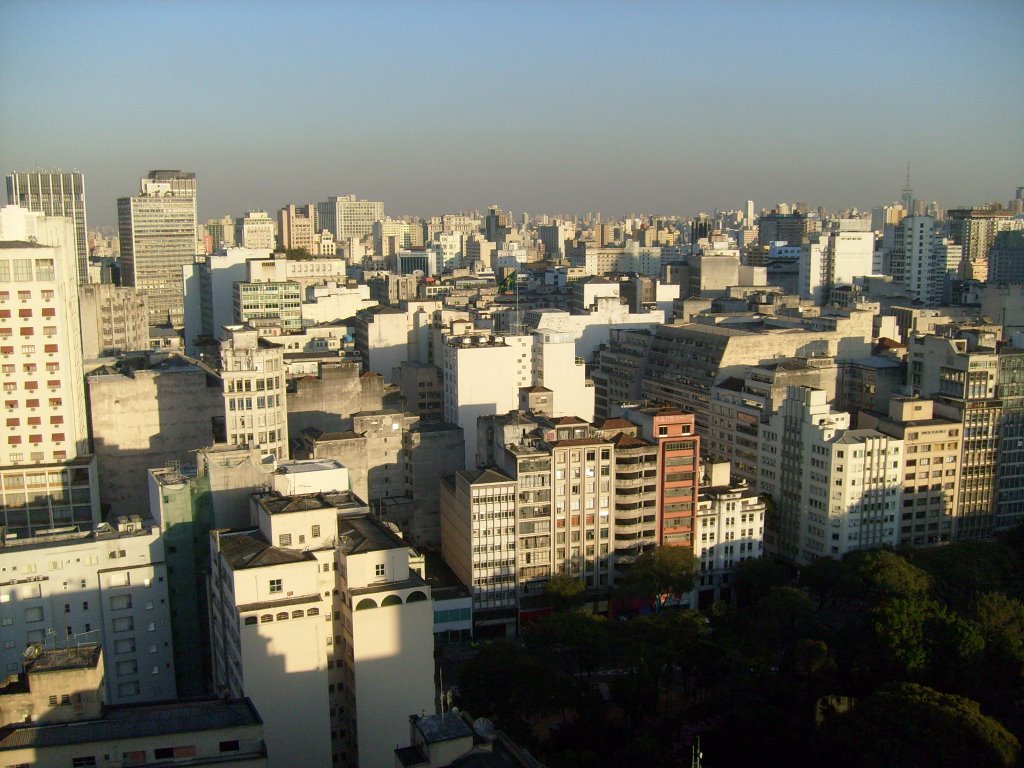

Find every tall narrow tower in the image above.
[901,162,915,215]
[118,170,199,327]
[6,170,89,284]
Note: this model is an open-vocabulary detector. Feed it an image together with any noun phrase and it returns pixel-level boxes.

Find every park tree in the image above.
[616,546,696,612]
[544,572,585,613]
[817,683,1020,768]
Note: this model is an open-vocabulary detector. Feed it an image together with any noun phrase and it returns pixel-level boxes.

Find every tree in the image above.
[545,572,585,613]
[817,683,1020,768]
[616,546,696,612]
[732,556,792,607]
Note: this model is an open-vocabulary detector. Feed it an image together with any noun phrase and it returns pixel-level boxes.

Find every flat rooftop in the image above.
[0,698,262,751]
[24,643,102,676]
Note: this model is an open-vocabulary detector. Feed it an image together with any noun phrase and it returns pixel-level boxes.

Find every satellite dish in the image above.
[23,643,41,661]
[473,717,496,740]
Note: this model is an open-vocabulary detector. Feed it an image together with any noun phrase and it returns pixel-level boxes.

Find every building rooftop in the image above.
[0,698,262,752]
[0,241,46,249]
[460,468,514,486]
[274,459,346,475]
[831,429,888,444]
[337,514,411,556]
[217,529,315,570]
[22,643,102,677]
[416,711,474,744]
[257,491,365,516]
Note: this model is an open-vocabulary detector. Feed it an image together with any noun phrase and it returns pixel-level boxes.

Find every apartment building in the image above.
[220,325,289,461]
[0,517,176,704]
[209,480,433,768]
[859,398,962,547]
[696,462,766,605]
[761,387,902,565]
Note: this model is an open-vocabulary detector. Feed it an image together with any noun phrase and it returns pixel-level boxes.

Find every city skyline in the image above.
[2,1,1022,226]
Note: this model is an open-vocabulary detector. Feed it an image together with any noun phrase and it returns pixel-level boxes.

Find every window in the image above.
[71,758,97,768]
[117,681,140,697]
[112,616,134,633]
[24,606,43,623]
[278,534,292,546]
[219,740,240,753]
[312,525,320,537]
[114,638,136,654]
[374,563,385,577]
[269,579,282,593]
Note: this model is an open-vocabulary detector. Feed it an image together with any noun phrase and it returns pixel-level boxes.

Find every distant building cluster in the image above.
[1,169,1023,766]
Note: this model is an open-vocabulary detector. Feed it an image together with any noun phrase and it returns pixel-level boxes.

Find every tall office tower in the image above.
[205,214,237,252]
[988,230,1024,284]
[484,205,511,244]
[118,170,199,328]
[235,210,275,250]
[946,207,1016,282]
[219,325,289,461]
[757,212,807,247]
[0,517,177,705]
[316,195,384,241]
[0,206,101,536]
[883,215,954,304]
[996,347,1024,532]
[745,200,755,225]
[760,387,902,565]
[908,331,1001,540]
[278,203,317,252]
[6,170,89,284]
[537,221,574,259]
[859,398,962,547]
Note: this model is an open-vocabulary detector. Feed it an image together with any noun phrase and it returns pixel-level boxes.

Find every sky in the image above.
[1,1,1022,228]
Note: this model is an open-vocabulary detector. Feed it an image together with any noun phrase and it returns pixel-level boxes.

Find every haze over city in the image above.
[2,0,1022,224]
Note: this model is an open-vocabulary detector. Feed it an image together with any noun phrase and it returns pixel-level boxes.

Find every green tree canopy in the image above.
[817,683,1020,768]
[544,572,585,613]
[616,546,696,612]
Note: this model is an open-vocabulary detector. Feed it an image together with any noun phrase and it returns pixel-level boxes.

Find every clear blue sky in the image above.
[1,0,1021,227]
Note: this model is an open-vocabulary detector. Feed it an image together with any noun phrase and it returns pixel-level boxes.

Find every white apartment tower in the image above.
[761,387,902,565]
[886,215,957,305]
[6,170,89,284]
[0,206,101,538]
[219,325,289,460]
[117,170,199,328]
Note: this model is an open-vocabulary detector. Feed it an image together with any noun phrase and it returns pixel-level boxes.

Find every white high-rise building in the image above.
[235,210,276,251]
[799,222,874,305]
[219,325,289,460]
[317,195,384,241]
[760,386,902,565]
[885,215,956,305]
[6,170,89,284]
[118,171,199,327]
[0,516,177,704]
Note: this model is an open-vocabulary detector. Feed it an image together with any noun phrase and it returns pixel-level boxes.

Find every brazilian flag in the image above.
[498,271,518,294]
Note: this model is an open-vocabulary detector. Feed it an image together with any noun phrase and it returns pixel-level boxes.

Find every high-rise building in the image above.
[77,283,149,358]
[858,397,962,547]
[219,325,289,461]
[884,215,959,304]
[946,207,1016,282]
[6,170,89,284]
[118,171,199,328]
[760,386,902,565]
[278,203,317,252]
[235,210,275,251]
[205,214,237,252]
[908,330,1001,540]
[316,195,384,241]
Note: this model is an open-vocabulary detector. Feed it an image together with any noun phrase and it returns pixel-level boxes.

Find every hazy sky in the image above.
[1,1,1021,227]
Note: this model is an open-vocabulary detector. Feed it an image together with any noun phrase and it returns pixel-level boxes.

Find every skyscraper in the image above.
[118,171,199,327]
[6,170,89,284]
[316,195,383,241]
[0,204,100,536]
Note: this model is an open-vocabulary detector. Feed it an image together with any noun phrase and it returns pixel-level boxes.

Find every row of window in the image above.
[244,607,320,624]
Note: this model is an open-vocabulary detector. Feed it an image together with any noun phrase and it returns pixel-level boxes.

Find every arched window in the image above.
[260,614,272,623]
[307,607,319,616]
[244,616,257,625]
[355,598,377,611]
[292,610,304,619]
[276,612,289,621]
[381,595,402,607]
[406,591,427,603]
